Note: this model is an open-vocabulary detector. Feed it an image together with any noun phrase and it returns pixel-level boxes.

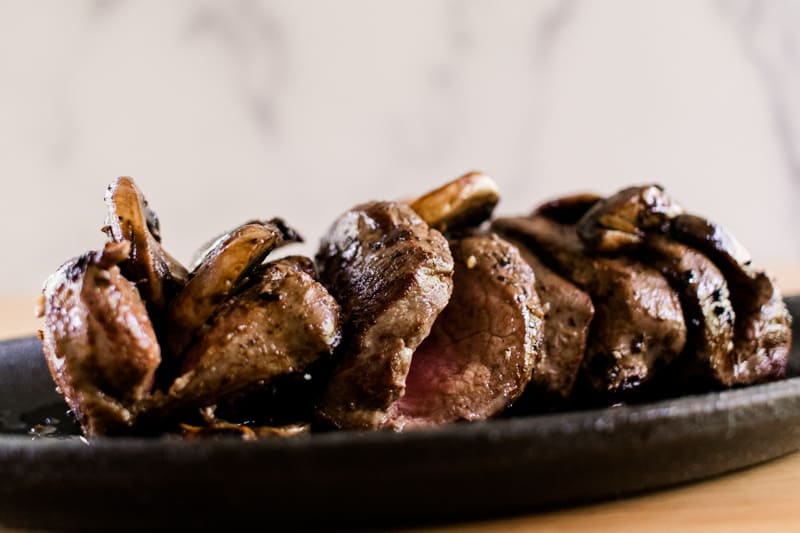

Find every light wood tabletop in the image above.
[4,263,800,532]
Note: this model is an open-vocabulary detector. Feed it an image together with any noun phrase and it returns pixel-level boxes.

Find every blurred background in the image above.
[2,0,800,326]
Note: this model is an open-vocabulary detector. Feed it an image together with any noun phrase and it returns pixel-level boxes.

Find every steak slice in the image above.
[671,214,791,384]
[388,233,544,429]
[166,256,341,407]
[493,215,686,396]
[316,201,454,429]
[38,241,161,436]
[638,234,737,387]
[504,237,595,399]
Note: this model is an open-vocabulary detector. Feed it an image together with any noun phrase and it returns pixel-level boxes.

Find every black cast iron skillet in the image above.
[2,297,800,530]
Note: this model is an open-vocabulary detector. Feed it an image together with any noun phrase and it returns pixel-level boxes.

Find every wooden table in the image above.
[5,263,800,531]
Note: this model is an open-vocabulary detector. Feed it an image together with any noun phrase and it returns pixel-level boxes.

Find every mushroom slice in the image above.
[180,421,309,441]
[189,217,302,271]
[165,219,303,356]
[670,214,791,384]
[104,176,188,317]
[38,241,161,436]
[409,172,500,233]
[167,256,341,407]
[179,407,309,441]
[577,185,683,253]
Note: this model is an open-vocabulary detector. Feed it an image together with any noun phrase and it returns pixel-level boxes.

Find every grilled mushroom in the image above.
[409,171,500,233]
[576,184,683,253]
[104,177,188,325]
[168,256,341,408]
[165,220,302,357]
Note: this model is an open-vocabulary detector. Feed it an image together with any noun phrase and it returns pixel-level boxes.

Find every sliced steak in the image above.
[388,233,544,429]
[576,186,791,385]
[638,234,737,387]
[493,215,687,396]
[504,237,594,399]
[38,241,161,436]
[316,201,454,429]
[166,256,341,407]
[670,214,791,384]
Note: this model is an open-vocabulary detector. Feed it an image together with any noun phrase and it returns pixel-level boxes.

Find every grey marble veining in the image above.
[185,0,288,134]
[720,0,800,184]
[1,0,799,293]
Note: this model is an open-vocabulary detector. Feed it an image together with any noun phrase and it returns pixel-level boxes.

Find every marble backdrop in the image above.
[1,0,799,292]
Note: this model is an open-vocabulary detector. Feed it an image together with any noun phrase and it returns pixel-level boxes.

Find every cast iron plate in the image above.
[2,297,800,530]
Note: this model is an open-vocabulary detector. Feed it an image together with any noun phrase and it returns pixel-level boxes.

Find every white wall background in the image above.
[1,0,799,293]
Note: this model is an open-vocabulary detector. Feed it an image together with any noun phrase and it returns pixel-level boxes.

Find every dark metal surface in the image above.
[2,297,800,530]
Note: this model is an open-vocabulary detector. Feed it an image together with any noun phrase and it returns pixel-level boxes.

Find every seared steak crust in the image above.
[316,201,454,429]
